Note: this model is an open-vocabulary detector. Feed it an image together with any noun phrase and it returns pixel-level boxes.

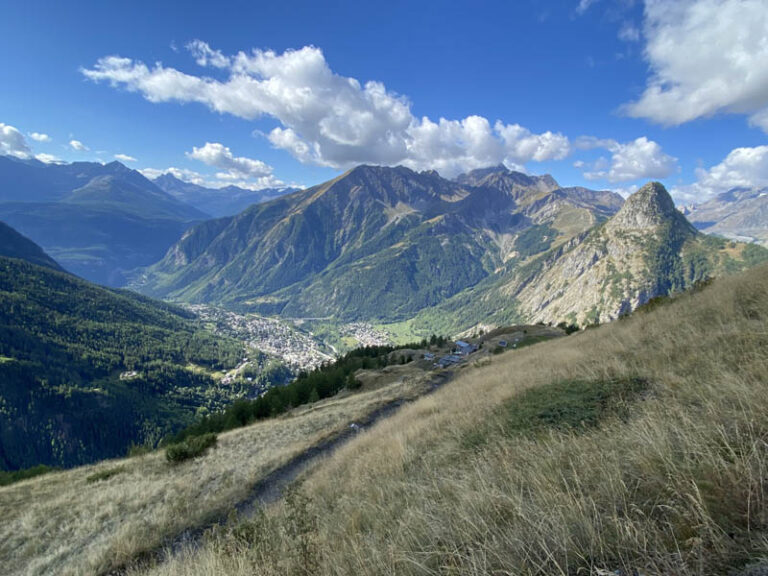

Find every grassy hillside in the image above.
[0,357,440,576]
[2,264,767,575]
[0,256,245,471]
[141,263,768,575]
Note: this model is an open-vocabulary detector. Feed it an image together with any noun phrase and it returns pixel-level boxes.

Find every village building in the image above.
[454,340,477,356]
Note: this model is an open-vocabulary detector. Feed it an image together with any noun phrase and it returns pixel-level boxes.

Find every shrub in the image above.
[165,433,218,464]
[346,372,362,390]
[556,322,580,335]
[0,464,58,487]
[86,465,126,484]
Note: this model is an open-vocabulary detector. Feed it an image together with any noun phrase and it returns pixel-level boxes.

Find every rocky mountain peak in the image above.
[608,182,683,231]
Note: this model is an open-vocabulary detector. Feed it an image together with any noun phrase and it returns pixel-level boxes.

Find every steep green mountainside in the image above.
[0,220,63,271]
[153,172,296,217]
[0,157,207,286]
[136,164,624,321]
[0,255,247,471]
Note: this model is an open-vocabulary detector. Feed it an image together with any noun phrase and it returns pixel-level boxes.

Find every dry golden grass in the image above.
[142,264,768,576]
[0,373,428,576]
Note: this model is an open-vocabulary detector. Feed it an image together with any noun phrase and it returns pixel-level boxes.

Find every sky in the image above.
[1,0,767,202]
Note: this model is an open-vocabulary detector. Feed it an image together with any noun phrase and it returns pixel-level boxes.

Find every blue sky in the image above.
[1,0,767,201]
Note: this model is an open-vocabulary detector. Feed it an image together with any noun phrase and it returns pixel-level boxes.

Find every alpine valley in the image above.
[3,160,766,473]
[8,5,768,575]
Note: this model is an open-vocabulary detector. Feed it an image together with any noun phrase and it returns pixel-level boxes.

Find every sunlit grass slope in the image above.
[0,375,424,576]
[149,264,768,576]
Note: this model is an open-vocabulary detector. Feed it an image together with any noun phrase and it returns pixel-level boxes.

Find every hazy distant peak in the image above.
[454,165,560,192]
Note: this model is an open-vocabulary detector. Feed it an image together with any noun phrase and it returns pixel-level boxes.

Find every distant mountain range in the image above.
[0,223,247,470]
[0,157,207,285]
[134,165,767,333]
[2,154,766,335]
[153,173,296,218]
[684,187,768,246]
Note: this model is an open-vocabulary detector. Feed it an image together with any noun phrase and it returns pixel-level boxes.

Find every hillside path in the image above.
[105,368,455,575]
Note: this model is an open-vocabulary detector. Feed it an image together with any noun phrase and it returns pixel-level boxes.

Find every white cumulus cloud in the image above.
[496,122,571,164]
[114,153,137,162]
[29,132,51,142]
[0,123,32,158]
[625,0,768,132]
[187,142,273,178]
[187,40,231,69]
[35,153,62,164]
[69,139,89,151]
[580,136,678,183]
[673,145,768,201]
[82,43,573,177]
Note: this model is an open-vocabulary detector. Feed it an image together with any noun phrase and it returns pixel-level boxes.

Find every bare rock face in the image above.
[507,182,711,326]
[607,181,681,231]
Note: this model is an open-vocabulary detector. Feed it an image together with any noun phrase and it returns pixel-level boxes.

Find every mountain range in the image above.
[468,181,766,326]
[152,173,296,218]
[0,156,207,285]
[1,162,767,470]
[685,186,768,246]
[133,164,766,333]
[134,165,625,322]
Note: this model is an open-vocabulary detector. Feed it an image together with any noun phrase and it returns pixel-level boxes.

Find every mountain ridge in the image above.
[687,186,768,246]
[0,157,208,285]
[500,181,764,325]
[153,172,296,217]
[134,164,626,322]
[0,220,64,271]
[379,181,768,335]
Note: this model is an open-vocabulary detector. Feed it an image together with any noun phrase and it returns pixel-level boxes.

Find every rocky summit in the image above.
[504,182,756,325]
[607,181,689,231]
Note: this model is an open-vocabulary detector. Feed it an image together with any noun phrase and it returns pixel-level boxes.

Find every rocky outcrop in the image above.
[505,182,742,325]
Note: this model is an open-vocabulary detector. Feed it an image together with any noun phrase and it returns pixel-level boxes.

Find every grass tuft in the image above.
[86,465,127,484]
